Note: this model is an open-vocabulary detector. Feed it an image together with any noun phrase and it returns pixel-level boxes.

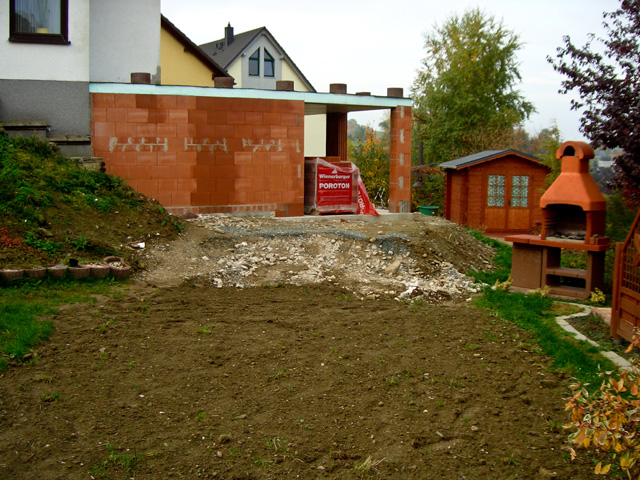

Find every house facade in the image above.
[200,24,325,157]
[2,2,413,217]
[0,0,161,146]
[200,25,314,93]
[160,15,229,88]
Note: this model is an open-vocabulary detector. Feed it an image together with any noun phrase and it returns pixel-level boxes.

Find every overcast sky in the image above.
[161,0,621,143]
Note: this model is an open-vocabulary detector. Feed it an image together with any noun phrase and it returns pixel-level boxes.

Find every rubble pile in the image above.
[138,214,496,303]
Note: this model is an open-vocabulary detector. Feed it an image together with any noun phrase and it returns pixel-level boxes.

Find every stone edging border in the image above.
[0,257,132,283]
[555,304,631,370]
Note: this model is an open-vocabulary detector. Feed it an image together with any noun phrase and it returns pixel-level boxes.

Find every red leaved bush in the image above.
[0,228,55,268]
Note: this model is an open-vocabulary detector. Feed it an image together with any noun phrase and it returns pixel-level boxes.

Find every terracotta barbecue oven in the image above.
[506,141,610,299]
[539,142,607,244]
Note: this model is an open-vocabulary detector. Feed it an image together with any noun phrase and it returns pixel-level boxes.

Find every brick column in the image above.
[388,105,412,213]
[326,112,348,161]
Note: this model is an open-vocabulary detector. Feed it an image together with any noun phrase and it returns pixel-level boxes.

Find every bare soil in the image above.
[0,214,599,479]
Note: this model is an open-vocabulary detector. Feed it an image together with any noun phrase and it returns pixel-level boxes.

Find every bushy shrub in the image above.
[567,336,640,476]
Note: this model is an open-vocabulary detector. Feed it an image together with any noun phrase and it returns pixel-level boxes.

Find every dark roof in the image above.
[161,15,230,79]
[200,27,263,70]
[439,149,545,170]
[199,26,316,93]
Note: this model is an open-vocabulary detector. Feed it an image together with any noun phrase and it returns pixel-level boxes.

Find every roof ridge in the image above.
[440,149,544,170]
[199,25,315,92]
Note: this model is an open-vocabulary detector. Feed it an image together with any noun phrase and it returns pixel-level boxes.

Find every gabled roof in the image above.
[199,26,316,93]
[200,27,263,70]
[161,15,230,79]
[439,149,546,170]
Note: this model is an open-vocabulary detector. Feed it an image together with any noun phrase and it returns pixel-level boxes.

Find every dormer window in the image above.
[264,49,274,77]
[10,0,69,45]
[249,48,260,76]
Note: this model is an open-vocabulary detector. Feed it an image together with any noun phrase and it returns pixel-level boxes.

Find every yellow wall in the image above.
[281,60,310,92]
[227,62,242,88]
[160,27,217,87]
[279,60,325,155]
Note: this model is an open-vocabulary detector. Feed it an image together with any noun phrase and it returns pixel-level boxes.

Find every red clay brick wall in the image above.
[91,93,306,217]
[388,106,412,213]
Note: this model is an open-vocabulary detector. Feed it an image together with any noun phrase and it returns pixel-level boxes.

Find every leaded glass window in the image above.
[487,175,505,207]
[511,175,529,207]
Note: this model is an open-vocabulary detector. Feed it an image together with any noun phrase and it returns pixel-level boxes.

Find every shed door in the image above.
[484,174,531,232]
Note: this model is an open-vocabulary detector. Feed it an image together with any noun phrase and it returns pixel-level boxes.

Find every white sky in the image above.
[161,0,620,143]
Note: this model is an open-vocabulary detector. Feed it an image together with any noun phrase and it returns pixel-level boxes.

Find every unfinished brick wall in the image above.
[91,93,305,216]
[388,105,412,213]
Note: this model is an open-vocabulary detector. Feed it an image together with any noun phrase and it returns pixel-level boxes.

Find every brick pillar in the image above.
[326,112,348,161]
[388,106,412,213]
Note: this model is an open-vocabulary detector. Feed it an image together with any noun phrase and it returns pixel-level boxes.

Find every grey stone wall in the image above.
[0,79,91,136]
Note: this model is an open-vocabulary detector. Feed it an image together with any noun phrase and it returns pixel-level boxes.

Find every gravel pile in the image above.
[139,213,492,303]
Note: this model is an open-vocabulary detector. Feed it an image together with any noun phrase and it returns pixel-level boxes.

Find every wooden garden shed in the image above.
[440,149,550,234]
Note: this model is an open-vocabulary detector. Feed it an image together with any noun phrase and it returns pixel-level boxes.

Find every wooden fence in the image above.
[611,210,640,341]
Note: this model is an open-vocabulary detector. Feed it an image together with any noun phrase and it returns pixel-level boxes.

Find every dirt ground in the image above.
[0,214,600,479]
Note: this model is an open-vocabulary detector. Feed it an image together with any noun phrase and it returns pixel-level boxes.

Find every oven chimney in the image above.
[540,141,606,211]
[225,23,234,46]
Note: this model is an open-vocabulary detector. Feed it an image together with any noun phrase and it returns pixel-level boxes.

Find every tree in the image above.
[549,0,640,202]
[411,8,535,165]
[347,119,366,143]
[377,113,390,146]
[348,126,389,206]
[534,124,564,187]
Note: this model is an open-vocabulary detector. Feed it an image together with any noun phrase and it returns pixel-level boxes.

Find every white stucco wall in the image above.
[0,2,90,81]
[305,115,326,157]
[90,0,161,83]
[238,35,283,90]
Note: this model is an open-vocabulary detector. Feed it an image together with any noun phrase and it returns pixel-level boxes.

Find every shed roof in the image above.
[439,149,545,170]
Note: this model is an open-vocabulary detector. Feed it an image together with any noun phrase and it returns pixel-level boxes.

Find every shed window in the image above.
[10,0,69,45]
[249,48,260,76]
[264,49,275,77]
[511,175,529,207]
[487,175,505,207]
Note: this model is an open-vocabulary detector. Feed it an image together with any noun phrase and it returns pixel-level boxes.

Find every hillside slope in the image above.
[0,136,181,269]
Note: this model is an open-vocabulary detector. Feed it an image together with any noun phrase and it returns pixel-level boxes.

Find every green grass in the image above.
[0,279,118,371]
[89,443,141,478]
[467,230,512,285]
[0,136,135,227]
[0,135,182,268]
[476,288,616,387]
[467,230,618,387]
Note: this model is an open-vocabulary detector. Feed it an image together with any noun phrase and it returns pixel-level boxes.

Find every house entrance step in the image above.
[48,134,92,157]
[48,134,91,144]
[0,123,93,158]
[0,121,49,140]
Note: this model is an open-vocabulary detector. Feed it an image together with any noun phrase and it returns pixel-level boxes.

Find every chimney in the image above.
[225,23,234,46]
